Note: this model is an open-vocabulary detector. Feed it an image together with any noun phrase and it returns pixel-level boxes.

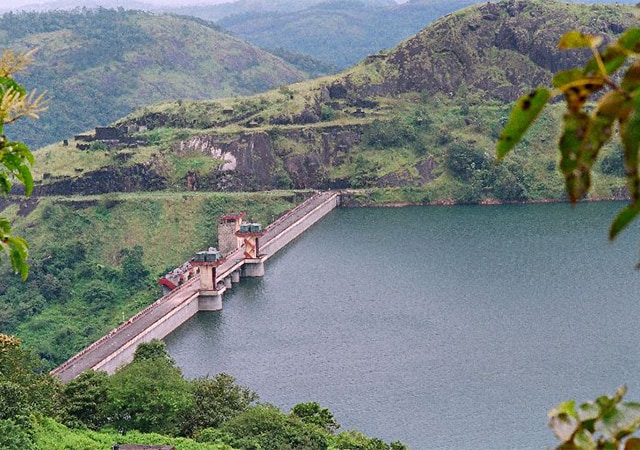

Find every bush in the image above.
[88,140,107,152]
[0,418,35,450]
[363,118,417,149]
[290,402,339,434]
[220,404,328,450]
[445,141,491,181]
[79,280,117,312]
[182,373,258,436]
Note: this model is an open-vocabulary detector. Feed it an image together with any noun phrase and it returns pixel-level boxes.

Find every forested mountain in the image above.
[218,0,639,69]
[1,8,306,148]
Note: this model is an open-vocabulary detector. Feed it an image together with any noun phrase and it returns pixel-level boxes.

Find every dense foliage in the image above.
[0,336,406,450]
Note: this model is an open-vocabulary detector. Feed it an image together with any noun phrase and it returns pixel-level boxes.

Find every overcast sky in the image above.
[6,0,234,7]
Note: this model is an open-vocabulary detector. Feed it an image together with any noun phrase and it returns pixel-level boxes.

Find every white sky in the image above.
[5,0,234,7]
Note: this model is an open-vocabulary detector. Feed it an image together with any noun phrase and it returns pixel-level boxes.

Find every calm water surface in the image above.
[165,203,640,449]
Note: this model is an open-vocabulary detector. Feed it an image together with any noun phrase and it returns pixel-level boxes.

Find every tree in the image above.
[497,29,640,250]
[290,402,340,434]
[106,356,192,435]
[0,333,58,417]
[59,370,109,430]
[132,338,175,365]
[219,404,328,450]
[181,372,258,436]
[0,418,34,450]
[0,50,47,279]
[120,245,150,288]
[331,430,390,450]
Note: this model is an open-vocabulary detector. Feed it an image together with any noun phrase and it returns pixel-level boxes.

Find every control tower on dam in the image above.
[51,191,340,382]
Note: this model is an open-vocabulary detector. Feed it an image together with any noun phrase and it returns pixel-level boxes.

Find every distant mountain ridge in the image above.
[4,0,638,72]
[2,9,306,148]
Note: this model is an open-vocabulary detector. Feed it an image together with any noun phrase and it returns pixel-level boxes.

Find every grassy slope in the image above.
[26,1,634,203]
[32,416,231,450]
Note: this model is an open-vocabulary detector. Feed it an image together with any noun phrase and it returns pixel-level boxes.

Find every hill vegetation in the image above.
[216,0,480,70]
[29,1,637,202]
[1,337,406,449]
[1,8,306,149]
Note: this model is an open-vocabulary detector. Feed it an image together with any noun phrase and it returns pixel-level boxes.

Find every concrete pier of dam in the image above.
[51,191,340,382]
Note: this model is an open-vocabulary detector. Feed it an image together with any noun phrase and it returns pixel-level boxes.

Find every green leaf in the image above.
[558,30,603,50]
[559,110,590,202]
[581,91,629,167]
[572,429,595,450]
[0,141,34,196]
[6,235,29,280]
[549,412,579,443]
[496,88,551,159]
[614,403,640,439]
[6,141,34,166]
[622,60,640,92]
[577,402,601,423]
[0,77,26,96]
[617,28,640,53]
[597,402,640,442]
[553,69,585,89]
[0,217,10,234]
[584,44,628,77]
[558,78,605,112]
[610,205,640,240]
[620,97,640,204]
[0,174,11,197]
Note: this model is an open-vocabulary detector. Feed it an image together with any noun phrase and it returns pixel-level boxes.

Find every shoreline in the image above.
[339,194,629,208]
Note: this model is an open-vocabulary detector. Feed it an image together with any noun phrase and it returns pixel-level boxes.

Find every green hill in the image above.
[2,8,307,149]
[29,0,636,201]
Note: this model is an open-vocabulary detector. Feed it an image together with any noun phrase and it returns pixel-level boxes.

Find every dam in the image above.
[51,191,340,382]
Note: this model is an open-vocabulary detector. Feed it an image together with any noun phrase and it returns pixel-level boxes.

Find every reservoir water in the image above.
[165,202,640,449]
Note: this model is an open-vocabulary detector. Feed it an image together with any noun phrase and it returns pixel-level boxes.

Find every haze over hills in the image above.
[2,8,307,148]
[5,0,639,71]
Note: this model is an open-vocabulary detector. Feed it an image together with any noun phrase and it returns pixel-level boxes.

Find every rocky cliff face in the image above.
[176,126,365,191]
